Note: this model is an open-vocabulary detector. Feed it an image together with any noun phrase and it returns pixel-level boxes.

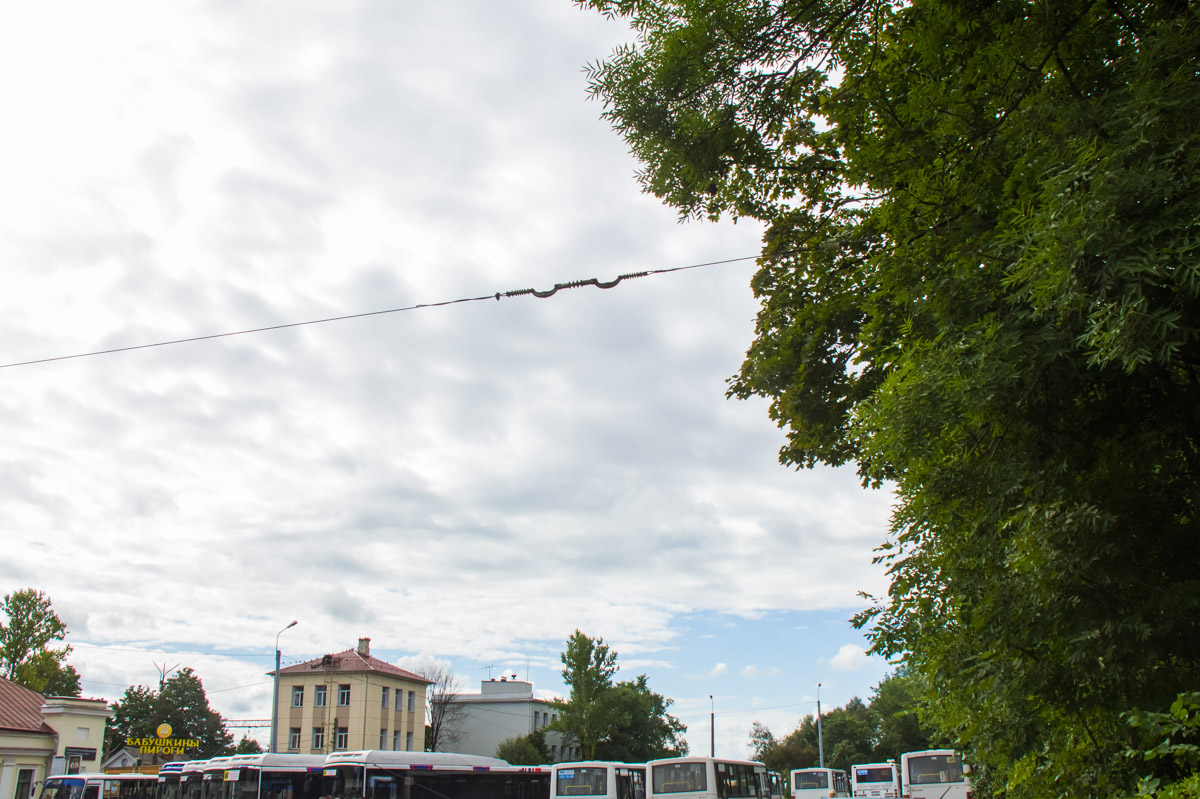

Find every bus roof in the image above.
[322,750,511,770]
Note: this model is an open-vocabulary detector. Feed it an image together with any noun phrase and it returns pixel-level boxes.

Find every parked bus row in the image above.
[792,749,971,799]
[37,749,968,799]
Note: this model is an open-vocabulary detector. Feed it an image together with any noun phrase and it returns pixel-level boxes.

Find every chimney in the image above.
[357,637,371,657]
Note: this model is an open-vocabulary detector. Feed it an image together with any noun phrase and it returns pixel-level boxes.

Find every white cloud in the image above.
[830,644,871,671]
[0,0,894,734]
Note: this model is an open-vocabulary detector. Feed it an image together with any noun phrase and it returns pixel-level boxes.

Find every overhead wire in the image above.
[0,253,781,371]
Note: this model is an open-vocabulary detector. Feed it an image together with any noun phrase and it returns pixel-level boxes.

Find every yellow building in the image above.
[0,676,112,799]
[273,638,431,755]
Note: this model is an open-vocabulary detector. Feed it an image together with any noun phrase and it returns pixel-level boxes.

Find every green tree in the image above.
[596,675,689,761]
[552,631,622,760]
[105,668,234,759]
[868,672,933,763]
[0,589,81,695]
[234,735,264,754]
[496,730,551,765]
[577,1,1200,795]
[750,721,819,779]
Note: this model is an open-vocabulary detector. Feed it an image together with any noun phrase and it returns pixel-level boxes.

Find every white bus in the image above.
[158,760,205,799]
[898,751,970,799]
[551,761,646,799]
[219,753,326,799]
[767,773,783,799]
[850,763,897,798]
[646,756,770,799]
[39,773,159,799]
[179,759,210,799]
[790,768,849,798]
[201,759,235,799]
[321,749,549,799]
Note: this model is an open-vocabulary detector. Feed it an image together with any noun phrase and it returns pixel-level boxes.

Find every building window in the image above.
[393,730,402,751]
[407,690,415,712]
[380,728,388,749]
[16,770,35,799]
[312,728,325,750]
[338,684,351,706]
[381,687,390,708]
[292,686,304,707]
[336,727,349,750]
[288,728,301,750]
[405,731,414,751]
[314,685,327,707]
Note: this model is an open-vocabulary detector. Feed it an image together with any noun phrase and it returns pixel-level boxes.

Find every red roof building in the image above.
[0,676,112,799]
[272,638,431,755]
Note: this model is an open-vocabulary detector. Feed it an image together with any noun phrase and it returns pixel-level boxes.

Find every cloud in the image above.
[0,0,894,735]
[830,644,871,671]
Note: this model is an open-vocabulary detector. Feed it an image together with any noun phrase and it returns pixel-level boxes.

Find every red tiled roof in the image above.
[0,675,55,734]
[279,649,433,683]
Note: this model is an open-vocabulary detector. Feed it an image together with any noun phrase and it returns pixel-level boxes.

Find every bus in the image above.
[646,756,770,799]
[170,759,210,799]
[849,763,897,798]
[219,753,326,799]
[898,751,970,799]
[39,774,159,799]
[321,749,550,799]
[201,759,235,799]
[767,773,783,799]
[551,762,645,799]
[791,768,849,799]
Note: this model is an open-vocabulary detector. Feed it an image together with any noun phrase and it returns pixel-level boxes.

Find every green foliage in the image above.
[553,630,622,760]
[496,730,551,765]
[579,0,1200,795]
[234,735,264,754]
[0,588,81,695]
[869,671,934,760]
[552,631,688,761]
[1127,693,1200,796]
[751,673,933,778]
[596,675,689,761]
[105,668,234,759]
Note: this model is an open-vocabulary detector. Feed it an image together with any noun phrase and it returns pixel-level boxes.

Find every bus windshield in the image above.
[854,767,893,784]
[41,778,85,799]
[323,766,364,799]
[651,763,706,794]
[907,755,964,785]
[557,768,608,796]
[794,774,827,790]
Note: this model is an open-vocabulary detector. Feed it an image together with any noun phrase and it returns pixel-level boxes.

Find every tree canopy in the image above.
[552,630,688,762]
[576,1,1199,795]
[0,588,81,696]
[750,672,933,776]
[105,668,234,760]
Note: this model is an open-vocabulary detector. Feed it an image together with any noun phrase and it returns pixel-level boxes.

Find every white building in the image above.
[0,676,113,799]
[445,677,578,762]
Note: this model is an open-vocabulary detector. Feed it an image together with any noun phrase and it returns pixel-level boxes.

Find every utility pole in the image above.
[700,695,710,758]
[816,683,825,768]
[270,620,298,754]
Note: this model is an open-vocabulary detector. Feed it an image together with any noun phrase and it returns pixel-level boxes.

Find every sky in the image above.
[0,0,898,759]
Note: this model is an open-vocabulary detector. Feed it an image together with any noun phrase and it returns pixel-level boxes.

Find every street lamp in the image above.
[700,695,710,758]
[816,683,824,768]
[270,620,298,754]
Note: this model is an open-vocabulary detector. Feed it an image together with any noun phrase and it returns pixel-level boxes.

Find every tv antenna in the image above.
[155,662,180,690]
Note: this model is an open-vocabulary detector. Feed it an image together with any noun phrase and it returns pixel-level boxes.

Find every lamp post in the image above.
[816,683,824,768]
[270,620,298,754]
[700,695,710,758]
